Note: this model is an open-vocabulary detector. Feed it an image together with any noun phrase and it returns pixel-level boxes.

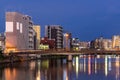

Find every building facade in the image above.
[33,25,41,49]
[71,38,80,51]
[112,35,120,50]
[40,37,55,50]
[90,37,112,50]
[63,32,72,51]
[45,25,63,49]
[79,41,90,49]
[5,12,36,52]
[102,39,112,50]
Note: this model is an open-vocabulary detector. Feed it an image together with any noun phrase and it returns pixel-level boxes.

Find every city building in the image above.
[45,25,63,50]
[5,12,36,53]
[112,35,120,50]
[39,37,55,50]
[90,37,112,50]
[102,39,112,50]
[79,41,90,49]
[71,38,80,51]
[90,37,104,49]
[33,25,41,49]
[0,33,5,52]
[63,32,72,51]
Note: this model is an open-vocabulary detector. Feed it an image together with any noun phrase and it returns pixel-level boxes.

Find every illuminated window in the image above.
[6,22,13,32]
[16,22,19,30]
[20,23,23,33]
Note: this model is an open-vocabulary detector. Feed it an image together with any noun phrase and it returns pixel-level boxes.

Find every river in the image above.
[0,55,120,80]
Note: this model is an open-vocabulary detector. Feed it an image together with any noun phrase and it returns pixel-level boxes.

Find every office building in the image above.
[90,37,112,50]
[90,37,104,49]
[63,32,72,51]
[33,25,41,49]
[102,39,112,50]
[5,12,36,52]
[45,25,63,49]
[112,35,120,50]
[79,41,90,49]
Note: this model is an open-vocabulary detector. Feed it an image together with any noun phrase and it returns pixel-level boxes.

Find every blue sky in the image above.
[1,0,120,41]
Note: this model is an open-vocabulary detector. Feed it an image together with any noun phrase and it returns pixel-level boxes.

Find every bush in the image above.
[0,49,4,60]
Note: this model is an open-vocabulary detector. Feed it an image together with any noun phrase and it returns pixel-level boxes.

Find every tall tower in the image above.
[5,12,36,52]
[33,25,41,49]
[112,35,120,50]
[45,25,63,49]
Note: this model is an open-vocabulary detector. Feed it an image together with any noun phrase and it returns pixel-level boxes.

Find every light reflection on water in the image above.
[0,55,120,80]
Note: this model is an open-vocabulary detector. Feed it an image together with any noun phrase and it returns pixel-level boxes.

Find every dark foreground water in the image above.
[0,55,120,80]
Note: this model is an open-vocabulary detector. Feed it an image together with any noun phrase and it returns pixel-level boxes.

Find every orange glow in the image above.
[5,41,17,53]
[6,42,14,47]
[5,47,17,53]
[115,57,120,79]
[115,57,119,67]
[64,33,69,37]
[88,56,91,75]
[5,68,16,80]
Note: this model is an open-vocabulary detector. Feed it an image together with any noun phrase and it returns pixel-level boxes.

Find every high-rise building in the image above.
[102,39,112,50]
[112,35,120,50]
[5,12,36,52]
[33,25,41,49]
[63,32,72,51]
[90,37,112,50]
[45,25,63,49]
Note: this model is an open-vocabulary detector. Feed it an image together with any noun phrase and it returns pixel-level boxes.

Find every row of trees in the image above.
[0,48,4,60]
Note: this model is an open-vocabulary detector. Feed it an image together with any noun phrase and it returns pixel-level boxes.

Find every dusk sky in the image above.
[0,0,120,41]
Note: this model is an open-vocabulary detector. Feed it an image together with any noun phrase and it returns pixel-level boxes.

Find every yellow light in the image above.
[64,33,69,37]
[105,56,108,76]
[76,57,79,76]
[5,47,17,53]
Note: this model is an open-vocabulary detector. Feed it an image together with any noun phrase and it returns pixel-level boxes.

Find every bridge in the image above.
[5,50,120,62]
[10,49,120,55]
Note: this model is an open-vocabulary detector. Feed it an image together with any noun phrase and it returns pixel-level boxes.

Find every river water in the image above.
[0,55,120,80]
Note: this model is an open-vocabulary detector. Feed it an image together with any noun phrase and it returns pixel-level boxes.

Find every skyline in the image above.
[1,0,120,41]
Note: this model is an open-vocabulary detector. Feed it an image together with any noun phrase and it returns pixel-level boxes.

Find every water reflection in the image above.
[115,56,120,80]
[0,55,120,80]
[88,55,91,75]
[95,57,97,74]
[105,55,108,76]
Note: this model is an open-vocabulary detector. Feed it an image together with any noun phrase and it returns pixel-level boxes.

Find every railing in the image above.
[5,49,120,55]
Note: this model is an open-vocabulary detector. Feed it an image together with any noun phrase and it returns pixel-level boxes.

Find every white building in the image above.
[112,35,120,50]
[5,12,36,52]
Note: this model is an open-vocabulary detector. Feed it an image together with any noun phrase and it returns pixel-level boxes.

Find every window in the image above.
[16,22,19,30]
[6,22,13,32]
[20,23,23,33]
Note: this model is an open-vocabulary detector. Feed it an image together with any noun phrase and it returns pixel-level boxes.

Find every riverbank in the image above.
[0,55,29,64]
